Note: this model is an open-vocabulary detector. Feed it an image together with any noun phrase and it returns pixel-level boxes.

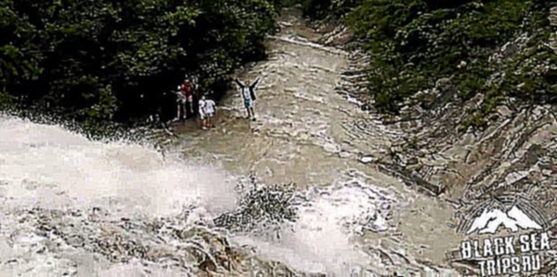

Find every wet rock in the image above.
[278,21,293,27]
[420,78,457,110]
[360,156,374,163]
[377,65,557,269]
[321,25,353,47]
[375,162,445,196]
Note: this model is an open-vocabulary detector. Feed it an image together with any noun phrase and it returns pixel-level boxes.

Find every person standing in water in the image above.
[174,85,187,122]
[234,76,260,121]
[203,95,217,128]
[180,75,194,116]
[198,94,207,129]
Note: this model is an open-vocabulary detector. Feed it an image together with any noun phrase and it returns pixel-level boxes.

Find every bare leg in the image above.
[175,104,181,121]
[249,107,256,120]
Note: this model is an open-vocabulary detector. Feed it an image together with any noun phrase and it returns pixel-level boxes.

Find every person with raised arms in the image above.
[233,75,260,121]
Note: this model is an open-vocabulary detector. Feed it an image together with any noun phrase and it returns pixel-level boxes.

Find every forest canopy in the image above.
[0,0,282,125]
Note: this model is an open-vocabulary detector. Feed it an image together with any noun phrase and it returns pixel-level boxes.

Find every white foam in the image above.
[360,156,374,163]
[0,116,244,275]
[233,172,400,276]
[0,116,401,276]
[99,260,186,277]
[0,116,238,217]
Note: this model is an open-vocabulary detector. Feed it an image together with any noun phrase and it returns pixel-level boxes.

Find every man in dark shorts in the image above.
[180,75,194,117]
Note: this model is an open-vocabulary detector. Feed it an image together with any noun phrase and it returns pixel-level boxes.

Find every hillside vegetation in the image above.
[0,0,283,126]
[301,0,557,128]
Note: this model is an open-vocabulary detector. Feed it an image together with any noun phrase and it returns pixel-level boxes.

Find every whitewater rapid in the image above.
[0,116,240,275]
[0,115,410,276]
[0,117,238,217]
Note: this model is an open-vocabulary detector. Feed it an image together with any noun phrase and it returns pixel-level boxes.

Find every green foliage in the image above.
[299,0,363,20]
[300,0,557,127]
[0,0,281,124]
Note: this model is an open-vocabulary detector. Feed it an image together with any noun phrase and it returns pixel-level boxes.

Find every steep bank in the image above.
[375,53,557,274]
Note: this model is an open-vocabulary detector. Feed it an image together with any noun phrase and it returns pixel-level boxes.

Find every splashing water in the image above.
[232,173,403,276]
[0,116,238,217]
[0,116,239,275]
[0,116,404,276]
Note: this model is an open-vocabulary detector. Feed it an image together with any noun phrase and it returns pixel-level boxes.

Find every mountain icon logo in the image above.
[465,205,542,235]
[457,195,549,235]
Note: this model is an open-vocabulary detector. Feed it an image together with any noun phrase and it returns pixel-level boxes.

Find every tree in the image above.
[0,0,280,125]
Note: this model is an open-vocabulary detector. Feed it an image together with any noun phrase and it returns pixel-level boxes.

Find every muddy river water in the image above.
[169,12,466,276]
[0,10,471,277]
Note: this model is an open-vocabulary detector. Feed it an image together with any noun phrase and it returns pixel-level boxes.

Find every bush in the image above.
[299,0,363,21]
[0,0,282,125]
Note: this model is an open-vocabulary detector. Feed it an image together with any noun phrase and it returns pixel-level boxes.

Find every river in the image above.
[0,10,464,277]
[168,11,464,276]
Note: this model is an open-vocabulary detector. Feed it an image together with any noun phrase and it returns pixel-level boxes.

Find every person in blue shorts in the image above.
[234,76,260,121]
